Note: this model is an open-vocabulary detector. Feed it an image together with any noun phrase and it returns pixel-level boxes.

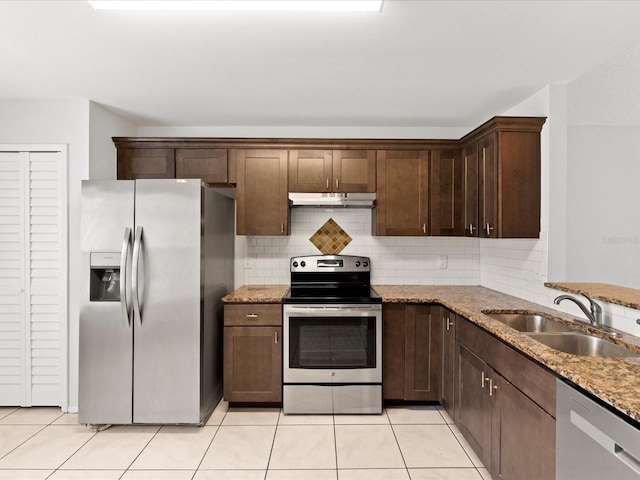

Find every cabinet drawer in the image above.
[224,304,282,326]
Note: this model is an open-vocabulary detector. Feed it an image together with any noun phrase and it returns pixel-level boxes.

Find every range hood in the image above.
[289,192,376,208]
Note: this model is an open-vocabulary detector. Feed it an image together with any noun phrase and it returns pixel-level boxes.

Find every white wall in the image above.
[89,102,137,180]
[0,99,137,412]
[566,43,640,289]
[0,99,89,411]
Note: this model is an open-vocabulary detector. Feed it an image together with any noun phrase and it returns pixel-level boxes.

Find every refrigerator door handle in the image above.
[120,227,132,327]
[132,225,143,327]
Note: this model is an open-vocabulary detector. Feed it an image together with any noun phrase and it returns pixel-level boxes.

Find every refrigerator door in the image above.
[132,179,202,424]
[79,180,134,425]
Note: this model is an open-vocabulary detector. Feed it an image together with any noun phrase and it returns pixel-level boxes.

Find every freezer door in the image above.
[132,179,202,424]
[79,180,134,425]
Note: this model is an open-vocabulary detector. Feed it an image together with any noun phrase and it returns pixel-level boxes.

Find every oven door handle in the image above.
[284,305,381,315]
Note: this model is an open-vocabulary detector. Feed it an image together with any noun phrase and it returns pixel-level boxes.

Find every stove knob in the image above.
[363,261,369,267]
[292,261,298,268]
[355,261,361,267]
[300,261,306,268]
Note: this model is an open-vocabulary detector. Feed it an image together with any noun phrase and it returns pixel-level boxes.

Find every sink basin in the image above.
[483,312,578,333]
[527,333,640,358]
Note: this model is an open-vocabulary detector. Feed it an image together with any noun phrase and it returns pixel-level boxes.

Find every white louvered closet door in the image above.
[0,149,67,407]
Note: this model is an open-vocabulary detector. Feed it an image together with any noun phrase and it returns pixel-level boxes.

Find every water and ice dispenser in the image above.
[90,252,121,302]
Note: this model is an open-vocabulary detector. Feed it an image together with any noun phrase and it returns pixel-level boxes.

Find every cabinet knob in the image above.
[326,178,329,190]
[281,223,284,234]
[485,223,494,236]
[335,178,339,189]
[469,224,475,235]
[481,371,488,389]
[274,331,278,344]
[446,318,453,330]
[489,378,498,396]
[422,223,427,234]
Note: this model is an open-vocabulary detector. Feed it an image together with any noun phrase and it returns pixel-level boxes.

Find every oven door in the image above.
[283,304,382,384]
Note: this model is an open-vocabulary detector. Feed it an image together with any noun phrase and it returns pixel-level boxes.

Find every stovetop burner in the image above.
[283,255,380,304]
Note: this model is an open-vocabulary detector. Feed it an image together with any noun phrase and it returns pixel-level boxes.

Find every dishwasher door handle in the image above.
[616,445,640,475]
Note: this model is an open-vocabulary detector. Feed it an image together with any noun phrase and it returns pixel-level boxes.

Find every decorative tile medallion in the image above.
[309,218,352,255]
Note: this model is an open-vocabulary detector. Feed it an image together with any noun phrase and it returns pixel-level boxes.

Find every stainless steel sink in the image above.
[527,333,640,358]
[483,311,578,333]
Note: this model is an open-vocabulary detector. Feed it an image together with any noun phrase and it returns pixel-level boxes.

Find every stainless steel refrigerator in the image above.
[79,179,234,426]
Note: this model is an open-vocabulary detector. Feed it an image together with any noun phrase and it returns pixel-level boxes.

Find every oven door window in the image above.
[288,316,376,369]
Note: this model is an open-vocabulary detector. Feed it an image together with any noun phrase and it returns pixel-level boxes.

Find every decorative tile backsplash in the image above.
[309,218,352,255]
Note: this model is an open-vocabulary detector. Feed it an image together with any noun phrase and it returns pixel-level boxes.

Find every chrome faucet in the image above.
[554,294,602,326]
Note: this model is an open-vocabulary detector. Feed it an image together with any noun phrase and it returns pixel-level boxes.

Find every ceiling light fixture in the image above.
[87,1,383,12]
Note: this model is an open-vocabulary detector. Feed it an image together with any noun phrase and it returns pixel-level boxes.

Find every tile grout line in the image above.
[43,421,99,480]
[0,423,49,463]
[191,402,228,479]
[387,410,412,480]
[333,413,339,480]
[262,409,283,480]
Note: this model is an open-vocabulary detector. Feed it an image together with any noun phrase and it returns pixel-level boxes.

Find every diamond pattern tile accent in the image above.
[309,218,352,255]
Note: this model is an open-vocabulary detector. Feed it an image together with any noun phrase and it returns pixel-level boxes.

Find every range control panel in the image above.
[290,255,371,273]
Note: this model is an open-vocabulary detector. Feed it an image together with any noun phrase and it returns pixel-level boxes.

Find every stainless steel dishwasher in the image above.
[557,379,640,479]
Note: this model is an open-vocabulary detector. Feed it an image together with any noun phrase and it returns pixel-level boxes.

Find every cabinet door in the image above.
[440,309,456,418]
[456,343,491,467]
[462,143,479,237]
[117,148,175,180]
[236,149,289,235]
[491,373,555,480]
[499,131,542,238]
[288,150,333,192]
[332,150,376,193]
[223,326,282,403]
[382,304,406,401]
[405,305,441,401]
[376,150,429,236]
[176,148,228,184]
[430,149,464,236]
[478,133,498,238]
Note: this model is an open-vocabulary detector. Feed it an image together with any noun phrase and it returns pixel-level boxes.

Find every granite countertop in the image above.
[224,284,640,423]
[545,281,640,310]
[222,284,289,303]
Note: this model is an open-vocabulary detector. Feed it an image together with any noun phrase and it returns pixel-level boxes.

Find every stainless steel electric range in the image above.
[282,255,382,415]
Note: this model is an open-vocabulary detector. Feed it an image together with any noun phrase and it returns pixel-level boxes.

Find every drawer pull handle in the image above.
[246,314,258,319]
[274,331,278,344]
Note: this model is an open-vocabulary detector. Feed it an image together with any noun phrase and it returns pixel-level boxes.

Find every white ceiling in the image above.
[2,0,640,128]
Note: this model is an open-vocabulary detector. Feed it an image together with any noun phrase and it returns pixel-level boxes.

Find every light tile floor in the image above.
[0,403,490,480]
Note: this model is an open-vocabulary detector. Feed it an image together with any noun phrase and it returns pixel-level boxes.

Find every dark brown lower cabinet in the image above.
[492,373,555,480]
[440,307,456,419]
[223,304,282,403]
[456,317,555,480]
[383,304,440,401]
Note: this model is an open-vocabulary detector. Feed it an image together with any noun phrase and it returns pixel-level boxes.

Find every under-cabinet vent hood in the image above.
[289,192,376,208]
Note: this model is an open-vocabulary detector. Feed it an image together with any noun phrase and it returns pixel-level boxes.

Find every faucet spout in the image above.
[554,294,602,326]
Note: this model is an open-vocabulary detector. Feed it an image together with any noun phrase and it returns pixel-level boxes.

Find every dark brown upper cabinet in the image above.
[235,149,289,236]
[462,142,479,237]
[430,149,464,236]
[289,149,375,193]
[332,149,376,193]
[376,150,430,236]
[117,148,175,180]
[288,149,333,192]
[461,117,546,239]
[176,148,229,184]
